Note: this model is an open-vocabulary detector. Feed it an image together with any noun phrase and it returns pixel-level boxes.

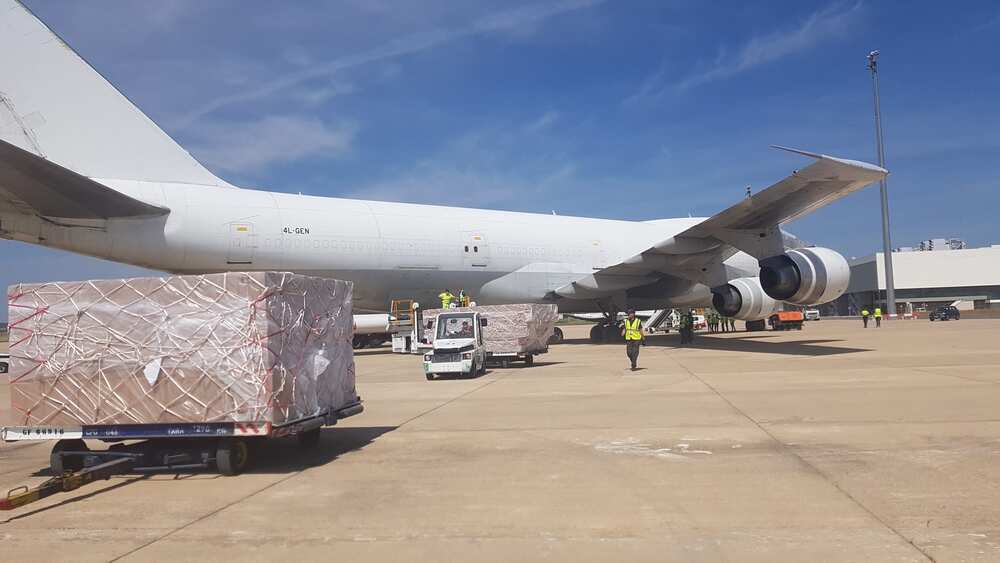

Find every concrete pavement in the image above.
[2,319,1000,561]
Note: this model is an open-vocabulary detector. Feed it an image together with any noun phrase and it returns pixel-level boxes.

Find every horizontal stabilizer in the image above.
[0,139,168,219]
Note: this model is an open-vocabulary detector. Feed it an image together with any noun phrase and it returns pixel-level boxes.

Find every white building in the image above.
[829,245,1000,315]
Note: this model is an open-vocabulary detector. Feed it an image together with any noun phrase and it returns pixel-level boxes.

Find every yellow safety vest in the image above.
[861,310,869,317]
[439,292,453,307]
[874,308,882,318]
[624,318,643,341]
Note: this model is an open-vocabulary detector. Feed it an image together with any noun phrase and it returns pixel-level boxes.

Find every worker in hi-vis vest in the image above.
[439,289,455,309]
[621,308,645,371]
[874,307,883,328]
[861,308,870,328]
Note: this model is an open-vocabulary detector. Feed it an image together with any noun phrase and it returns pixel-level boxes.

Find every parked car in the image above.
[0,353,8,374]
[929,306,961,321]
[804,309,821,321]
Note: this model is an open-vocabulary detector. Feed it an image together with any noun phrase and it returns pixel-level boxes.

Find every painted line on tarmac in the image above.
[664,351,938,563]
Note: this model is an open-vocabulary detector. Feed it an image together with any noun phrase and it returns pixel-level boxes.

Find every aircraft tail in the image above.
[0,0,228,187]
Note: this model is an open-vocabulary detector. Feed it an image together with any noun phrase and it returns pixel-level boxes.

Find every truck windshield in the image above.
[438,314,475,339]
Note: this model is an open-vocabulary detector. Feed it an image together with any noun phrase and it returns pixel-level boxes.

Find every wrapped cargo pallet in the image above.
[6,272,356,427]
[423,304,558,354]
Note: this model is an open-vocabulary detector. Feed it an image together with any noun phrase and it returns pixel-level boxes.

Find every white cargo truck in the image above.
[423,304,558,368]
[423,311,488,380]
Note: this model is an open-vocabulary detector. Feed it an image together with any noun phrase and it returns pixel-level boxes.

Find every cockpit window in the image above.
[438,314,475,339]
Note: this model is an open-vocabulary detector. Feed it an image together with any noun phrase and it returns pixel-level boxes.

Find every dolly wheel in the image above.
[217,438,251,476]
[51,439,89,475]
[548,327,564,344]
[298,427,322,449]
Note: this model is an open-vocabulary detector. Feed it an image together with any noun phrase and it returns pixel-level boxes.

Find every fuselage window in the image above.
[473,246,478,253]
[464,245,469,252]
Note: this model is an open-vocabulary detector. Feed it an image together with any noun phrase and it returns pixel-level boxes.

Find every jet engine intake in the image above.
[711,277,780,321]
[758,247,850,305]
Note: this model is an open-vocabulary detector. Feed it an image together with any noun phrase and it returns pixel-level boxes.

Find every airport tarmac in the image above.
[2,319,1000,562]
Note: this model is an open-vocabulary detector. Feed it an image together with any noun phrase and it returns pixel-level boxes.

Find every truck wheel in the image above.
[298,427,321,449]
[426,373,436,381]
[217,438,251,476]
[479,360,487,376]
[548,327,564,345]
[524,354,534,367]
[589,325,604,343]
[51,439,89,475]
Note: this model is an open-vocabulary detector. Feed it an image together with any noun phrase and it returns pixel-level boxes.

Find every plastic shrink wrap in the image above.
[423,304,558,353]
[6,272,356,427]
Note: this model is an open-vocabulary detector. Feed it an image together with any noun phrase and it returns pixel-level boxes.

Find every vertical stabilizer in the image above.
[0,0,230,186]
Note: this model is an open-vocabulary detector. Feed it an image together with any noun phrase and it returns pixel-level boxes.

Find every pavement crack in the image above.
[109,373,506,561]
[665,351,938,563]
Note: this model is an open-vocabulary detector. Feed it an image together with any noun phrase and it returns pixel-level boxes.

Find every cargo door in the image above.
[462,232,490,268]
[227,222,255,265]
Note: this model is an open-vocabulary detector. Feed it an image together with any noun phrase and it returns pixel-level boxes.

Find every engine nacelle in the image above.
[758,247,850,305]
[711,277,781,321]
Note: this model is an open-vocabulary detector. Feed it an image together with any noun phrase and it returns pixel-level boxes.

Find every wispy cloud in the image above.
[627,2,863,103]
[973,10,1000,32]
[680,2,863,89]
[189,116,357,173]
[343,116,578,209]
[524,110,561,133]
[174,0,604,128]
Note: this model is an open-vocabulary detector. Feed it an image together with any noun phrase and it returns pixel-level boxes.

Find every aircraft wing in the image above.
[554,148,887,299]
[0,139,168,219]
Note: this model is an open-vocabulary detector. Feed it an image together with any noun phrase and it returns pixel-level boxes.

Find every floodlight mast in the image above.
[868,50,896,318]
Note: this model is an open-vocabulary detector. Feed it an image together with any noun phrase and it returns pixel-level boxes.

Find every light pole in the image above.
[867,50,896,318]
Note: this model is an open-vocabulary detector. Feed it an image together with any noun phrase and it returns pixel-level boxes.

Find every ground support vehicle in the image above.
[769,311,805,330]
[0,401,363,511]
[423,311,488,380]
[929,306,961,321]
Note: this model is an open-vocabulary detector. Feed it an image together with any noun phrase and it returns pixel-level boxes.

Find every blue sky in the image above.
[3,0,1000,320]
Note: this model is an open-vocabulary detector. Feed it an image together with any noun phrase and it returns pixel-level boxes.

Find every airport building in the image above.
[825,242,1000,316]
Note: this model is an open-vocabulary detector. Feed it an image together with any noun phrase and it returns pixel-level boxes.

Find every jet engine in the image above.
[758,247,850,305]
[711,277,781,321]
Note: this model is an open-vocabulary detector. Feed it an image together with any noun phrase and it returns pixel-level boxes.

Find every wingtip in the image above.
[770,145,824,159]
[771,145,888,176]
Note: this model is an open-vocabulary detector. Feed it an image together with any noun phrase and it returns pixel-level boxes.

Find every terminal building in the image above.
[825,241,1000,316]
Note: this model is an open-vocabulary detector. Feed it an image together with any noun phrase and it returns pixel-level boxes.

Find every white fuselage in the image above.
[1,179,754,313]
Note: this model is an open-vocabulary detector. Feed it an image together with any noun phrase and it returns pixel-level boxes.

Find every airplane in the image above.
[0,1,886,343]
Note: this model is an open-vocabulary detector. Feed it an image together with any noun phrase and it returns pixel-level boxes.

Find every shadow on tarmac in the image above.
[4,426,394,522]
[560,333,869,356]
[250,425,395,474]
[353,347,397,356]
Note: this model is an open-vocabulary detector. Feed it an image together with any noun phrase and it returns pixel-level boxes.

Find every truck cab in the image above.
[423,312,487,380]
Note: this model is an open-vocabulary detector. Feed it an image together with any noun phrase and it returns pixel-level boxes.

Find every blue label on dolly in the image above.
[81,423,236,439]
